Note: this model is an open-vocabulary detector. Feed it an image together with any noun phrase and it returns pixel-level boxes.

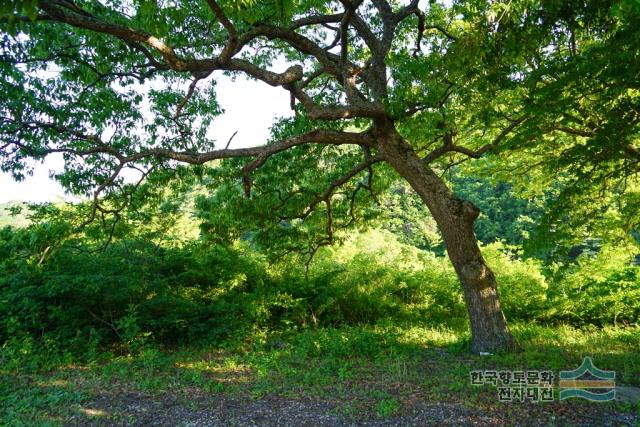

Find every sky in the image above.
[0,75,292,203]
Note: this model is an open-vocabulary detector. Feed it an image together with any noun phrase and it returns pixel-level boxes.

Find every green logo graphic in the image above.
[559,357,615,401]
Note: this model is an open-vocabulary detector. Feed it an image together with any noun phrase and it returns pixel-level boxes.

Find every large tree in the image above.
[1,0,637,352]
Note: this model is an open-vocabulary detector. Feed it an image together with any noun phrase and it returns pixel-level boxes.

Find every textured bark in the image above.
[375,123,516,353]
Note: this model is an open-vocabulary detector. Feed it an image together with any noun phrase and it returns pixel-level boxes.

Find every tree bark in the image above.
[375,124,517,353]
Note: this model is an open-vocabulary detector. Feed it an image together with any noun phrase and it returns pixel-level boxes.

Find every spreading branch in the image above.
[423,116,527,164]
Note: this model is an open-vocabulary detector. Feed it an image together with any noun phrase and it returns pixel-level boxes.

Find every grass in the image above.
[1,322,639,425]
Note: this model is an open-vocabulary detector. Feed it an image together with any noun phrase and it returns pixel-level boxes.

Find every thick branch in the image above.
[287,83,385,120]
[393,0,420,24]
[289,13,344,30]
[238,25,345,77]
[7,121,376,203]
[38,0,183,69]
[37,1,305,88]
[205,0,238,63]
[394,1,457,44]
[131,130,374,165]
[240,130,375,196]
[33,1,393,119]
[338,1,363,64]
[549,125,596,138]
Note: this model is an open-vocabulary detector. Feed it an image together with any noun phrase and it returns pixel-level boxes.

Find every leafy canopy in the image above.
[0,0,638,253]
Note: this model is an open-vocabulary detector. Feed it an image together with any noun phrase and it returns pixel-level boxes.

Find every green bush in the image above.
[547,246,640,326]
[481,242,549,320]
[0,226,273,354]
[1,223,637,364]
[278,230,466,327]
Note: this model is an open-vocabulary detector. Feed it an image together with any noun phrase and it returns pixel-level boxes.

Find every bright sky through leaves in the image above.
[0,74,292,202]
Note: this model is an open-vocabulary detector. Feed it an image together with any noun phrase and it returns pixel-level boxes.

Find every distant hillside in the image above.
[0,202,31,228]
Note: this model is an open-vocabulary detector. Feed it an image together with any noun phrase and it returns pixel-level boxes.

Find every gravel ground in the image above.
[68,391,639,427]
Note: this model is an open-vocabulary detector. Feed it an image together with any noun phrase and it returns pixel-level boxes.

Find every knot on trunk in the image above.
[462,200,480,220]
[450,197,480,221]
[280,65,304,85]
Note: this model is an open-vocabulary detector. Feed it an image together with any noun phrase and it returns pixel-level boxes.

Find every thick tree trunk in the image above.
[376,124,516,353]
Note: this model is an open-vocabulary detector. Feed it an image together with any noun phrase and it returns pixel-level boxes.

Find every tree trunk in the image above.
[376,124,517,353]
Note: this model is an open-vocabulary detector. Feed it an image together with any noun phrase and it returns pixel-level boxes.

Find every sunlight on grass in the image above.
[80,408,108,417]
[394,325,467,347]
[175,359,254,384]
[35,378,68,388]
[2,324,639,425]
[511,323,640,352]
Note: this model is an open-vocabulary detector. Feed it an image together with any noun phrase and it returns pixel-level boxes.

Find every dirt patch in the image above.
[617,386,640,404]
[67,391,638,426]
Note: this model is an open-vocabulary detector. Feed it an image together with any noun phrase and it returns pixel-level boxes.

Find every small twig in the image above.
[84,307,123,340]
[225,130,238,149]
[37,246,51,266]
[175,77,201,118]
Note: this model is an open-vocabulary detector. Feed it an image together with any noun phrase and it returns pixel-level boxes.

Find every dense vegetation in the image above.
[1,180,639,424]
[1,174,638,359]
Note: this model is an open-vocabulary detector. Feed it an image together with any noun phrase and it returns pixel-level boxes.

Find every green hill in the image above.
[0,202,31,228]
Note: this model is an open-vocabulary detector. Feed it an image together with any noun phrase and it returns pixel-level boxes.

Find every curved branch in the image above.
[205,0,238,63]
[238,24,345,77]
[287,83,384,120]
[5,121,376,203]
[299,153,384,218]
[290,13,344,30]
[37,0,305,88]
[338,1,363,64]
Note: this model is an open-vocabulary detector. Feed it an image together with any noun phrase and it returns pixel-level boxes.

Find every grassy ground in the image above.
[2,323,639,426]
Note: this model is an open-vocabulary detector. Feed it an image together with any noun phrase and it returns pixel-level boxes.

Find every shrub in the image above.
[481,242,549,320]
[548,246,640,326]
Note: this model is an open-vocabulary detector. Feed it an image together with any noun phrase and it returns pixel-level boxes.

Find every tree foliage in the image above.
[1,0,639,353]
[1,0,636,243]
